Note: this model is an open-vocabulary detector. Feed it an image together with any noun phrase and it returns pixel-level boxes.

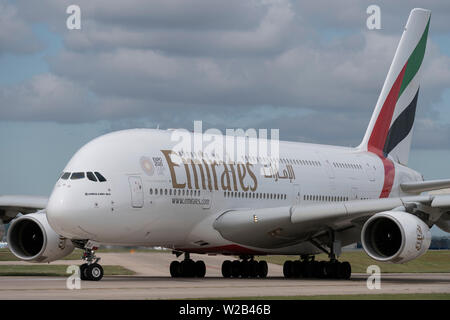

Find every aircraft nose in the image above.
[46,188,72,237]
[46,187,88,239]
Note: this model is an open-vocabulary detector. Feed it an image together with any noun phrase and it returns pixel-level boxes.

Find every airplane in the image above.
[1,8,449,282]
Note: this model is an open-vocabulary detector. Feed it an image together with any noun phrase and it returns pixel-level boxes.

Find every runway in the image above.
[0,252,449,299]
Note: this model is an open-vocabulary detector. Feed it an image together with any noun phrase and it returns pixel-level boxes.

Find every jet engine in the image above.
[361,211,431,264]
[7,212,74,262]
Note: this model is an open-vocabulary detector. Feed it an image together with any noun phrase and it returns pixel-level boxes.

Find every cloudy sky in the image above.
[1,0,450,213]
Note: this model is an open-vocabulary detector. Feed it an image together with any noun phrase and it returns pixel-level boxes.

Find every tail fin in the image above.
[360,8,431,165]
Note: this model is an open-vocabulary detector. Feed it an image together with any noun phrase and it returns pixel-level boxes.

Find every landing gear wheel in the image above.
[293,260,303,278]
[195,260,206,278]
[86,263,104,281]
[240,260,249,278]
[314,261,323,278]
[231,260,241,278]
[339,261,351,279]
[258,261,268,278]
[170,261,181,278]
[222,260,232,278]
[79,263,89,280]
[180,259,196,277]
[303,261,314,278]
[283,260,293,278]
[248,260,259,278]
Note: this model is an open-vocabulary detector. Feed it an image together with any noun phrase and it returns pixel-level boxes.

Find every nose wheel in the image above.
[80,262,104,281]
[79,246,104,281]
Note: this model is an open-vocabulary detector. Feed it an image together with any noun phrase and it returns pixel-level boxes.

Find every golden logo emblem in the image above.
[140,156,155,176]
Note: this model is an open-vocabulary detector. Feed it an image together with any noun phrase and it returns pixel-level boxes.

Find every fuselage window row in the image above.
[149,188,201,197]
[304,194,349,202]
[332,162,363,170]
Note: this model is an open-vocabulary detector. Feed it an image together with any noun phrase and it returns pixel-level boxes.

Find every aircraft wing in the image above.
[400,179,450,193]
[213,194,450,249]
[0,195,48,223]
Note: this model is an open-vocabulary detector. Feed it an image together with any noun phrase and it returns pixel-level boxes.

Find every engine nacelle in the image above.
[7,212,74,263]
[361,211,431,264]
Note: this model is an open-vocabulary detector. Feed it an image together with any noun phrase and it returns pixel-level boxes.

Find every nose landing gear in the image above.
[76,242,104,281]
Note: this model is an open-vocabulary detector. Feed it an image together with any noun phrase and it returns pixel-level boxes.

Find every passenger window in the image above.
[61,172,71,180]
[87,172,97,182]
[70,172,85,180]
[94,172,107,182]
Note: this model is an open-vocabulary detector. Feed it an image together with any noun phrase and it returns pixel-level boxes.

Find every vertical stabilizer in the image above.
[360,8,431,166]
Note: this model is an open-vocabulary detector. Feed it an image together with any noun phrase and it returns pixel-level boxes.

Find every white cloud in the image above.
[0,1,42,54]
[1,0,450,149]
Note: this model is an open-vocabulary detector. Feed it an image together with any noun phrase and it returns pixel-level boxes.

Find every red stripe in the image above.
[368,63,408,154]
[379,157,395,198]
[367,64,407,198]
[178,244,264,255]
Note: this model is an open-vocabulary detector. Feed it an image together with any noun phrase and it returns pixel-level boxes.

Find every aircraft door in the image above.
[128,176,144,208]
[351,187,359,200]
[364,162,376,182]
[293,184,301,205]
[316,152,335,179]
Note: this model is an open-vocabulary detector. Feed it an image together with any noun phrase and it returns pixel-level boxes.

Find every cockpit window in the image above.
[95,172,107,182]
[86,172,97,182]
[70,172,85,180]
[60,172,71,180]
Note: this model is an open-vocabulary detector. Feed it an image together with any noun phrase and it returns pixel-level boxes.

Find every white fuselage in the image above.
[46,129,422,255]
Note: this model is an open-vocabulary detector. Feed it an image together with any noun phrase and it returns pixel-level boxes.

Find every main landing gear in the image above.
[79,247,104,281]
[283,230,351,280]
[170,253,206,278]
[221,256,268,278]
[282,256,351,279]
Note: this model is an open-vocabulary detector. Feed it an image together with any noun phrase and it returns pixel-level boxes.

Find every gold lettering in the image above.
[221,163,232,191]
[246,162,258,191]
[229,163,238,191]
[161,150,185,189]
[183,162,192,189]
[237,163,249,191]
[190,162,199,189]
[195,162,207,190]
[210,161,219,190]
[202,159,213,191]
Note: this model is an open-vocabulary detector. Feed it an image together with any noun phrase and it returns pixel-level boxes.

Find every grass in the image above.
[1,247,449,273]
[0,248,84,261]
[256,250,450,273]
[0,264,135,277]
[0,247,168,261]
[199,293,450,300]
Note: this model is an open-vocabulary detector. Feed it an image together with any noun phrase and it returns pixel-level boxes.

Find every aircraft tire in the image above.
[221,260,232,278]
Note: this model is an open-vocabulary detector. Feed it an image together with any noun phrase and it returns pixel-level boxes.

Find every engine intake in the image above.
[7,212,74,263]
[361,211,431,264]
